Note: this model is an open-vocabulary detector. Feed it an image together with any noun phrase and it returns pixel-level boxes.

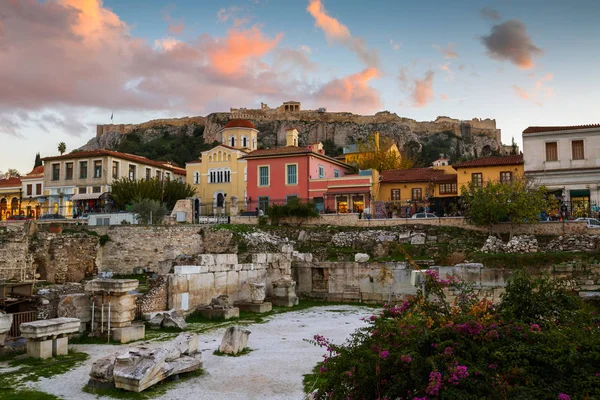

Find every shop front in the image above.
[70,192,111,217]
[325,189,371,214]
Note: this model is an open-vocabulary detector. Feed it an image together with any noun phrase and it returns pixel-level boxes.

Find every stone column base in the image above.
[235,302,272,313]
[53,337,69,356]
[27,339,53,359]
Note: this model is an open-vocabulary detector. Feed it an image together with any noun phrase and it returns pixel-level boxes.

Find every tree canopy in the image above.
[110,177,196,210]
[58,142,66,155]
[461,177,555,237]
[34,153,42,168]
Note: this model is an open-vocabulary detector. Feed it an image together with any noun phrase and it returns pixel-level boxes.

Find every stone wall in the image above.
[138,275,168,314]
[231,215,590,236]
[0,224,31,280]
[167,251,292,311]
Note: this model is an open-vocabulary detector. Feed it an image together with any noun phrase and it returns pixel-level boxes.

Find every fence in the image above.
[8,310,37,338]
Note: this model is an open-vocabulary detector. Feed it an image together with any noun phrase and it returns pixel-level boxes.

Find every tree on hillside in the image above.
[34,153,42,168]
[461,177,554,238]
[110,177,196,210]
[511,137,518,155]
[131,198,167,225]
[58,142,66,155]
[355,134,401,172]
[3,169,21,178]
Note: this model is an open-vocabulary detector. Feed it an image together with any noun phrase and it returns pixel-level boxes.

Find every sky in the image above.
[1,0,599,174]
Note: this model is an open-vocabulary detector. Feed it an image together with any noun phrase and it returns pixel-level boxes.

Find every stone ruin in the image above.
[234,281,272,313]
[480,235,538,254]
[84,278,145,343]
[146,309,188,330]
[89,332,203,392]
[0,312,13,346]
[218,326,251,355]
[20,317,81,359]
[196,295,239,320]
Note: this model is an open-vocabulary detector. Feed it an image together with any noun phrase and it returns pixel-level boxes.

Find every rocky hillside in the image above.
[80,110,504,166]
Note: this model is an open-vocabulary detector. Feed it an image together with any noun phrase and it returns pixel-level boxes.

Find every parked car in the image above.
[411,212,438,219]
[575,217,600,228]
[39,213,66,220]
[6,215,32,221]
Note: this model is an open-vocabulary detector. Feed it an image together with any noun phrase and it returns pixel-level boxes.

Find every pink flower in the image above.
[444,347,454,356]
[488,363,498,370]
[530,323,541,332]
[401,354,412,363]
[425,371,442,396]
[558,394,571,400]
[380,350,389,359]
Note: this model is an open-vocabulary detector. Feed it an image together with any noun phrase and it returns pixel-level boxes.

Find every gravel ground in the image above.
[33,305,372,399]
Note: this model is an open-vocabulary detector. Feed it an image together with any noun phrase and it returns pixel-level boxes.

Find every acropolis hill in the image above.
[87,102,504,160]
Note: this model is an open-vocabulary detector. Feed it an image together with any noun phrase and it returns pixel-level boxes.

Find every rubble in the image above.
[88,333,203,392]
[546,235,600,252]
[354,253,370,263]
[196,296,240,320]
[332,230,398,247]
[147,309,188,330]
[480,235,538,253]
[218,326,250,355]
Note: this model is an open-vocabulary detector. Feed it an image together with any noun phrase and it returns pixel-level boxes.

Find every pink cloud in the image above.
[306,0,380,68]
[440,93,448,100]
[513,85,531,100]
[433,43,458,59]
[315,68,382,113]
[412,71,435,107]
[536,72,553,89]
[481,20,543,69]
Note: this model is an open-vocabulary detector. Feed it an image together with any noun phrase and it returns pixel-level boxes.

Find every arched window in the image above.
[230,136,236,147]
[208,155,212,162]
[252,137,257,149]
[242,136,248,147]
[193,171,199,184]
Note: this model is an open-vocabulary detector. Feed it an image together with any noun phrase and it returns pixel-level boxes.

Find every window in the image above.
[52,164,60,181]
[252,137,257,149]
[286,164,297,185]
[230,136,236,147]
[36,184,42,195]
[318,165,325,178]
[242,136,248,147]
[128,165,136,180]
[112,161,119,179]
[79,161,87,179]
[546,142,558,161]
[334,169,339,178]
[92,186,101,193]
[258,196,269,212]
[412,188,422,201]
[146,168,151,180]
[26,184,32,196]
[244,166,247,182]
[259,166,269,186]
[156,171,162,180]
[286,195,298,204]
[572,140,584,160]
[78,187,86,194]
[439,183,457,194]
[65,163,73,180]
[193,172,199,184]
[166,172,170,181]
[93,160,102,178]
[391,189,401,201]
[472,173,483,187]
[500,171,512,183]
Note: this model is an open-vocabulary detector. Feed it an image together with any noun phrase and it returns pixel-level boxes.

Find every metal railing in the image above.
[8,310,37,337]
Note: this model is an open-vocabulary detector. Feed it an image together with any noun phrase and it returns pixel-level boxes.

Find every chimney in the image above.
[286,128,299,147]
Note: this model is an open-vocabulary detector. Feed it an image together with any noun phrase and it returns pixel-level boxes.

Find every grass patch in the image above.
[211,224,255,234]
[213,347,253,357]
[468,251,600,269]
[0,350,89,399]
[69,334,122,345]
[82,368,205,399]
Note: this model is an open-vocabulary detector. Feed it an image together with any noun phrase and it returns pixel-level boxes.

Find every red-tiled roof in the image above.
[223,119,256,129]
[453,154,523,169]
[523,124,600,134]
[0,177,22,188]
[41,150,186,175]
[242,146,351,168]
[381,168,456,183]
[22,166,44,179]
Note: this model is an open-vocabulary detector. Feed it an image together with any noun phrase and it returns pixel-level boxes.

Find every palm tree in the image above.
[58,142,66,155]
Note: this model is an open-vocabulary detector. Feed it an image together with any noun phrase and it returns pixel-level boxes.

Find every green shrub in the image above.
[305,271,600,399]
[99,234,111,246]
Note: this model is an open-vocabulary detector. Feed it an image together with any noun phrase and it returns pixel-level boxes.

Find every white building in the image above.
[523,124,600,217]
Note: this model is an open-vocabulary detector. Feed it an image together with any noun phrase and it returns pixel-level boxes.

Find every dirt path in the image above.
[33,305,372,399]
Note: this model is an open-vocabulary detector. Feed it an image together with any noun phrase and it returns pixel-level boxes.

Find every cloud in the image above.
[412,71,435,107]
[274,48,317,71]
[440,63,453,80]
[439,93,448,100]
[433,43,458,59]
[300,45,312,53]
[315,68,382,113]
[513,85,530,100]
[162,7,185,35]
[154,38,181,51]
[217,6,242,22]
[480,6,501,21]
[536,72,553,89]
[481,20,543,69]
[306,0,380,69]
[398,67,435,107]
[390,39,400,51]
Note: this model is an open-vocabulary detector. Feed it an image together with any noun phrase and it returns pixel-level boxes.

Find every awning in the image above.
[70,192,108,201]
[570,189,590,198]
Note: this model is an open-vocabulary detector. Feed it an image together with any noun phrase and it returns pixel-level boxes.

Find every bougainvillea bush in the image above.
[305,270,600,399]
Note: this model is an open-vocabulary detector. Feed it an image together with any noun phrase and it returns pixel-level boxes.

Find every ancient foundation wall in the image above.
[231,216,589,236]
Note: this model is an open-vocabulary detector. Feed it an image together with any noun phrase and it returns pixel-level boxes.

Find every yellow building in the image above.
[340,132,400,167]
[378,158,458,216]
[0,177,23,220]
[185,119,258,215]
[454,154,524,194]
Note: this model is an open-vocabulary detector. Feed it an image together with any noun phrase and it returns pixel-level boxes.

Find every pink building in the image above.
[243,129,377,214]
